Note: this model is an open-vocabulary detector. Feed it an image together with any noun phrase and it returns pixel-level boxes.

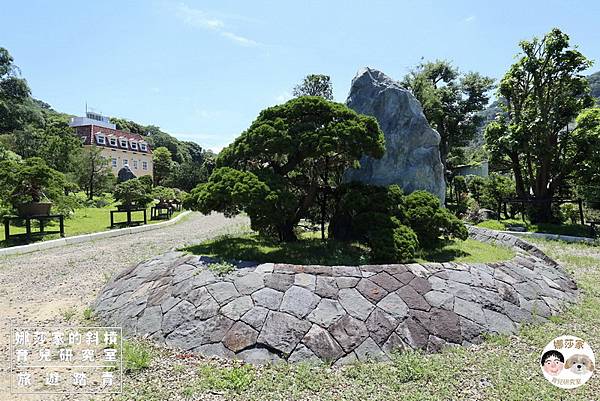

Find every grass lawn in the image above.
[118,238,600,401]
[185,231,514,265]
[477,218,593,238]
[0,205,181,247]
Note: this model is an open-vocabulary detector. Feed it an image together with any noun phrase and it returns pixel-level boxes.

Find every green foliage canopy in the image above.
[401,60,494,170]
[292,74,334,100]
[114,178,153,208]
[484,29,596,222]
[188,96,385,241]
[0,157,66,206]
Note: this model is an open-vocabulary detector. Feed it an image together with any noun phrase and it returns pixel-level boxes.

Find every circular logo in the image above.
[541,335,595,389]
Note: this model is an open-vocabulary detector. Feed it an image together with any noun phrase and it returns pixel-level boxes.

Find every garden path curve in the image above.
[0,212,248,395]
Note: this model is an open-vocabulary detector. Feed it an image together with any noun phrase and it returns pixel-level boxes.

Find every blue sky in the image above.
[2,1,599,151]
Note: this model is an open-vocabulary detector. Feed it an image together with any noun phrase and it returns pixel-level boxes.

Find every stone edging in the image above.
[485,228,595,244]
[0,211,191,258]
[94,226,578,365]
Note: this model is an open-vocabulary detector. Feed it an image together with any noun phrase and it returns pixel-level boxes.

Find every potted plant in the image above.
[113,178,153,211]
[152,186,176,208]
[1,157,66,217]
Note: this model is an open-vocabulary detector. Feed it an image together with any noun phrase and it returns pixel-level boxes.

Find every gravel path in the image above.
[0,212,247,400]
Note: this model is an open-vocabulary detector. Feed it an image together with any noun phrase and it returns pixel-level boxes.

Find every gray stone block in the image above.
[376,293,409,319]
[241,306,269,330]
[234,272,265,295]
[355,337,389,362]
[206,282,240,305]
[223,321,259,352]
[279,286,320,319]
[257,311,311,354]
[329,315,369,353]
[366,308,398,345]
[264,273,295,292]
[338,288,375,320]
[356,278,388,303]
[315,276,338,298]
[307,299,345,328]
[370,272,402,292]
[303,324,344,361]
[251,288,284,310]
[220,296,254,321]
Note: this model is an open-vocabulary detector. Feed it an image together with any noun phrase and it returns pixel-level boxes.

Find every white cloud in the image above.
[175,3,224,30]
[221,31,257,47]
[464,15,476,23]
[175,3,259,47]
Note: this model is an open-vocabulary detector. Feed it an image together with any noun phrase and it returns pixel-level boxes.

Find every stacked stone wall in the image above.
[95,227,578,364]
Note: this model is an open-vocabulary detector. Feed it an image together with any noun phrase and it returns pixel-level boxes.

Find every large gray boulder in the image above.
[344,67,446,203]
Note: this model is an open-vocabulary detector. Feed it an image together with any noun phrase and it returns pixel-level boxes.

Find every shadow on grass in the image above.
[185,234,371,266]
[185,234,514,266]
[416,246,470,263]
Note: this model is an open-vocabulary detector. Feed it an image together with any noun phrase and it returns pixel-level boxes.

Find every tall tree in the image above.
[484,28,595,222]
[0,47,35,133]
[12,112,81,173]
[293,74,334,100]
[401,60,494,172]
[152,146,174,186]
[187,96,384,241]
[74,145,114,200]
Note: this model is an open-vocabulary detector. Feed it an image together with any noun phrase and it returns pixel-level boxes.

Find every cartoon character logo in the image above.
[541,350,564,376]
[541,336,595,389]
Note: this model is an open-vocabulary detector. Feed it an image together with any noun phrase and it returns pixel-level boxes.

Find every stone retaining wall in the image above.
[94,227,578,364]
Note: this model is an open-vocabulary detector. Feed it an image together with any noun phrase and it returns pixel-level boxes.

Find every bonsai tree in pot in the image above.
[0,157,66,217]
[113,178,152,211]
[151,186,176,208]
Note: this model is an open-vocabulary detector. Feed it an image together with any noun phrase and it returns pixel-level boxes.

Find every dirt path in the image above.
[0,212,247,400]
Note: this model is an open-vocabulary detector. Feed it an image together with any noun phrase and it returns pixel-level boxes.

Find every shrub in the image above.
[330,184,418,262]
[466,175,486,203]
[152,186,176,203]
[113,178,153,208]
[404,191,468,248]
[53,194,82,217]
[480,173,516,211]
[561,203,580,224]
[138,175,153,192]
[0,157,66,207]
[364,215,419,263]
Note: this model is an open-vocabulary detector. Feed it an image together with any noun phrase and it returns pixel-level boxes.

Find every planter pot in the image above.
[16,202,52,217]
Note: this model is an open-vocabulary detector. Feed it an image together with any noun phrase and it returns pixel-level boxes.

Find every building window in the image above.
[142,161,148,170]
[140,143,147,152]
[130,142,138,150]
[133,160,138,169]
[96,134,106,145]
[109,137,117,146]
[119,139,128,148]
[111,158,117,168]
[123,159,128,166]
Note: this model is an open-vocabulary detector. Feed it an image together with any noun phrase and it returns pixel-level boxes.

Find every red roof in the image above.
[75,125,152,154]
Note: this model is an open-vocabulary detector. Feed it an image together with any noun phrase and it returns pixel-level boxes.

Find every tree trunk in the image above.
[510,154,527,200]
[279,223,297,242]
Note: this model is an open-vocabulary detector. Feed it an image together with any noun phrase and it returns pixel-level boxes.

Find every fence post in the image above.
[578,199,585,225]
